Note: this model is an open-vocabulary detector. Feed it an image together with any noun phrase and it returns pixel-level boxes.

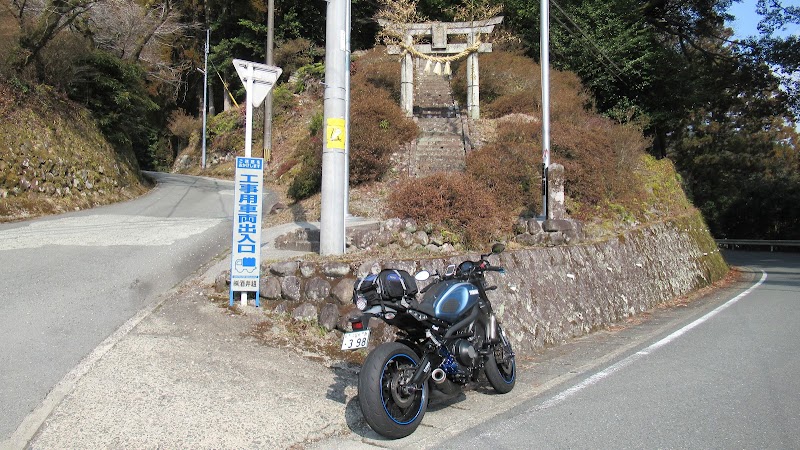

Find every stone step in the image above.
[417,119,463,135]
[410,65,468,177]
[273,222,382,253]
[417,142,462,150]
[414,106,458,118]
[274,228,320,252]
[414,152,464,165]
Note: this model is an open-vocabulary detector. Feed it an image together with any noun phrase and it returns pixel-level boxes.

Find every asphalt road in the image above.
[442,251,800,449]
[0,172,243,441]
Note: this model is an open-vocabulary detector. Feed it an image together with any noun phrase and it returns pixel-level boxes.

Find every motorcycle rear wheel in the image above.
[358,342,428,439]
[484,325,516,394]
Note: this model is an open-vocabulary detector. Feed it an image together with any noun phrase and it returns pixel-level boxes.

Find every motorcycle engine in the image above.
[453,339,478,367]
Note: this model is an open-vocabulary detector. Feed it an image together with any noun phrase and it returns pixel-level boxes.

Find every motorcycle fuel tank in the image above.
[418,280,480,323]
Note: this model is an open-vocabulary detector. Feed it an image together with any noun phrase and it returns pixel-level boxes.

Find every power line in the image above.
[549,0,629,85]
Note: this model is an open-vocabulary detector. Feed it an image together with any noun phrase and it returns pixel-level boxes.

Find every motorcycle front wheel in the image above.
[484,324,516,394]
[358,342,428,439]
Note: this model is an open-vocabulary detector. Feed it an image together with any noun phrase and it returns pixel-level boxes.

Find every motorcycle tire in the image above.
[358,342,429,439]
[484,325,516,394]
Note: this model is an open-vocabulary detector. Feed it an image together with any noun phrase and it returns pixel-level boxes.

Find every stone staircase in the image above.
[410,66,468,177]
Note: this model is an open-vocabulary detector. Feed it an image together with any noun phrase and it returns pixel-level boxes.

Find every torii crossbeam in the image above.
[380,16,503,119]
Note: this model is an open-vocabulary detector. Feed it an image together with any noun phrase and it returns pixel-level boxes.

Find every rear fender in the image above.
[349,305,399,330]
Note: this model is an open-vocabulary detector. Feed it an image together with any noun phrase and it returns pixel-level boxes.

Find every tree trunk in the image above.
[223,78,232,111]
[129,2,172,61]
[208,80,216,117]
[19,0,96,70]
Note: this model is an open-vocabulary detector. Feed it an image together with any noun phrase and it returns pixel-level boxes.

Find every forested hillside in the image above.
[0,79,147,221]
[0,0,797,238]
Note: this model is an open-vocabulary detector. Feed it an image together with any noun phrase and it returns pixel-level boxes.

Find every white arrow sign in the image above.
[232,59,282,108]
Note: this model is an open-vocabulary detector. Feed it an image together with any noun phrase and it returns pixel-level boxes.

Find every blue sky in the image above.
[727,0,800,39]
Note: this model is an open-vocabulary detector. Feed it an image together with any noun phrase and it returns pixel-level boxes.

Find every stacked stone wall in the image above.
[215,212,727,355]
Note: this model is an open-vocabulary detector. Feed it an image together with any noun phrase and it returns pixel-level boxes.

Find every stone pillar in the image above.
[401,36,414,117]
[547,163,566,220]
[466,33,480,119]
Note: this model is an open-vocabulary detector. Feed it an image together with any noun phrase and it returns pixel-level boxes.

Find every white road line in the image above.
[536,271,768,411]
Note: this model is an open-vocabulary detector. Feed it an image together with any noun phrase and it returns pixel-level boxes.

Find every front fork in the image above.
[486,313,499,344]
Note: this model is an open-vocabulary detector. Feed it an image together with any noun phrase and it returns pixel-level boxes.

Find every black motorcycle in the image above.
[341,243,516,439]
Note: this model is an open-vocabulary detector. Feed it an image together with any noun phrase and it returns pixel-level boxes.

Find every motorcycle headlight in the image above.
[355,293,368,311]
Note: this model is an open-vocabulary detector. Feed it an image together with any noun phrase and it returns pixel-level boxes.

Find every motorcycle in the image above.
[341,243,516,439]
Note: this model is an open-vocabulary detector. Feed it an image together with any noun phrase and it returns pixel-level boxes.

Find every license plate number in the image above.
[341,330,370,350]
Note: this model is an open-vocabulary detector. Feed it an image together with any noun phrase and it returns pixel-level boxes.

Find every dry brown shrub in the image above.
[484,90,536,118]
[551,117,648,219]
[388,173,510,249]
[351,47,402,103]
[549,70,595,125]
[167,109,199,140]
[466,121,540,212]
[275,158,298,180]
[494,118,541,144]
[461,50,654,222]
[452,50,539,110]
[0,10,20,78]
[350,83,417,184]
[453,50,593,124]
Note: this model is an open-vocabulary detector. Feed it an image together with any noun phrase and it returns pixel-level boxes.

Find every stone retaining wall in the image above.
[216,211,727,355]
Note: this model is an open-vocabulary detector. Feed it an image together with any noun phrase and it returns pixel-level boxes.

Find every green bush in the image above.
[208,108,243,137]
[292,63,325,94]
[274,38,322,80]
[67,50,160,169]
[271,84,298,116]
[308,110,324,136]
[287,110,324,201]
[287,131,322,201]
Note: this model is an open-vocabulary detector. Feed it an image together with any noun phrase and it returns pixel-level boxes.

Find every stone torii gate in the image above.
[380,16,503,119]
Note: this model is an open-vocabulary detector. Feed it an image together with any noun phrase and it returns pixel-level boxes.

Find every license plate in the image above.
[341,329,370,350]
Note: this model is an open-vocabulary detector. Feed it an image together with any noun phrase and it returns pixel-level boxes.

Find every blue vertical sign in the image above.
[230,157,264,307]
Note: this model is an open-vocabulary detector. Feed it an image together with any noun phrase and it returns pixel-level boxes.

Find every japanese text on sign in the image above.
[230,157,264,305]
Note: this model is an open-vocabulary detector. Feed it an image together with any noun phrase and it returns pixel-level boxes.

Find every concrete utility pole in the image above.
[263,0,275,161]
[201,29,209,169]
[540,0,551,219]
[319,0,349,255]
[344,0,351,219]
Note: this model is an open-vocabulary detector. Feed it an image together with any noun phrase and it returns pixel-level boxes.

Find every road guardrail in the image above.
[716,239,800,251]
